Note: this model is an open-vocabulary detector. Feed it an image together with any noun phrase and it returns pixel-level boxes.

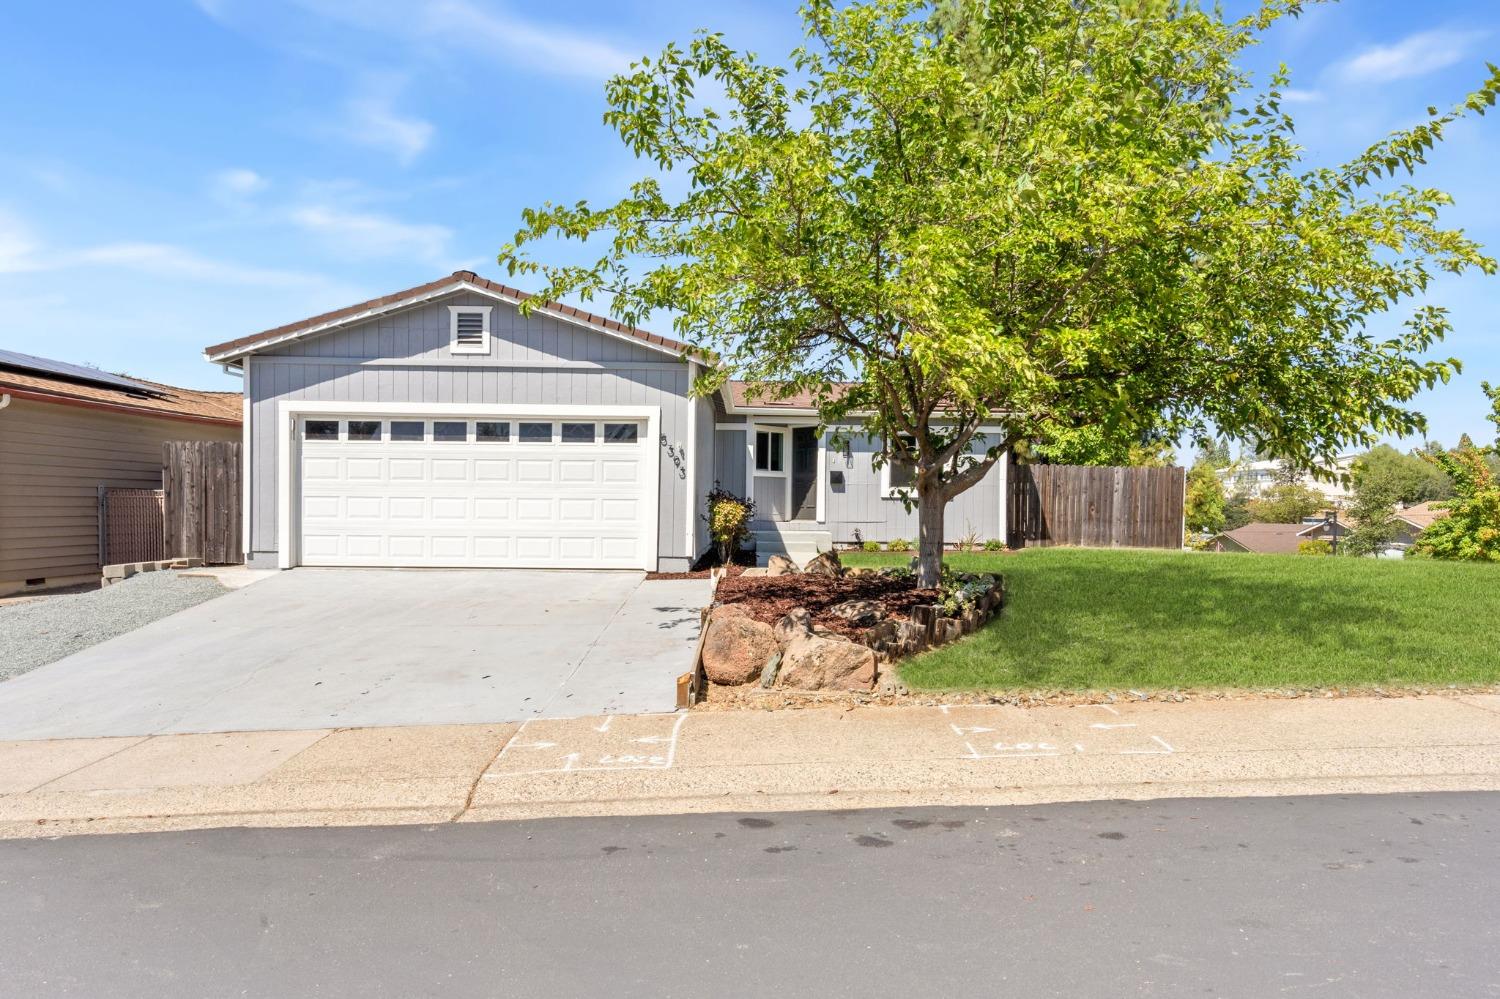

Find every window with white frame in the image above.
[754,430,785,473]
[881,435,918,498]
[448,305,492,354]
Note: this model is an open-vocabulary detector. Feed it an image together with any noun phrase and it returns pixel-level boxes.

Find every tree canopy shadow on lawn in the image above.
[842,549,1500,691]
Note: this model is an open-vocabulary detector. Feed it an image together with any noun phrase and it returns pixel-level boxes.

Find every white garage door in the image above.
[295,415,654,569]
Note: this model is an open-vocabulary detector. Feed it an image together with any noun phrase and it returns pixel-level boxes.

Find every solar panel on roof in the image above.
[0,349,156,394]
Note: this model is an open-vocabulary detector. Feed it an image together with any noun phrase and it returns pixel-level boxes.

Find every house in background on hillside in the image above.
[0,351,241,596]
[1211,517,1348,555]
[1217,456,1358,504]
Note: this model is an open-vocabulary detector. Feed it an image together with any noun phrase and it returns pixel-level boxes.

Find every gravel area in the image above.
[0,571,228,682]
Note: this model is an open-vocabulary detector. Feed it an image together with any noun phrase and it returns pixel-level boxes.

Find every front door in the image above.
[790,426,819,521]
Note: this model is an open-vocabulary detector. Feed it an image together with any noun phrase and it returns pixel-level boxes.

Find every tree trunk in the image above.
[916,478,945,588]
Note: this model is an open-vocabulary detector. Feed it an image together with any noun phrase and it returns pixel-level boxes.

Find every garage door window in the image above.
[347,420,382,441]
[390,421,424,442]
[476,421,510,442]
[304,420,338,441]
[604,423,639,443]
[561,422,596,444]
[519,422,552,443]
[433,421,468,443]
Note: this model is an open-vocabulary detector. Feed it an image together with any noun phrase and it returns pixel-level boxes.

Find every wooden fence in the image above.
[1007,462,1185,550]
[99,487,166,565]
[162,440,242,564]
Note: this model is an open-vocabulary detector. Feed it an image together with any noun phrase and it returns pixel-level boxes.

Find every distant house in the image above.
[1211,518,1347,554]
[1382,501,1450,555]
[1216,456,1357,504]
[0,351,241,595]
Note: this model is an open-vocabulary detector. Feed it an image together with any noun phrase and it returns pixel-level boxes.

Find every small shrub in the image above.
[1297,539,1332,556]
[983,538,1005,551]
[887,537,912,552]
[703,485,755,563]
[861,540,882,552]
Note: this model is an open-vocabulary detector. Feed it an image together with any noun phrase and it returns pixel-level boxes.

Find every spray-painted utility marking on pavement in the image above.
[939,704,1178,760]
[484,713,687,779]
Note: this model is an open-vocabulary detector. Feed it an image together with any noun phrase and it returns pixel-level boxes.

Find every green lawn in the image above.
[841,548,1500,691]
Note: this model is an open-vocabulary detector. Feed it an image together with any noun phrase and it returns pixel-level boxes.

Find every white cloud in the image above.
[67,243,326,287]
[0,207,326,287]
[339,93,434,164]
[0,209,43,273]
[1335,29,1479,85]
[210,167,270,202]
[1280,88,1323,104]
[415,0,634,79]
[290,204,452,262]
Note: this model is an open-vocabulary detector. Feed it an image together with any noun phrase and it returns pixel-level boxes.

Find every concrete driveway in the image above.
[0,569,709,740]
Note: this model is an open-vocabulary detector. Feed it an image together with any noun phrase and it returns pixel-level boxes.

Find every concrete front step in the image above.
[752,526,834,567]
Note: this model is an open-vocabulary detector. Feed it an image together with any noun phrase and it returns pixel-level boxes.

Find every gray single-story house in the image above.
[204,271,1008,572]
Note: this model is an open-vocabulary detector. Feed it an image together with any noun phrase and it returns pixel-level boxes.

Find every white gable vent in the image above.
[448,306,492,354]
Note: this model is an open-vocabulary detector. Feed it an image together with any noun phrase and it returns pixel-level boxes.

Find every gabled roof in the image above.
[0,356,241,425]
[202,271,694,362]
[1396,501,1449,531]
[1214,521,1336,555]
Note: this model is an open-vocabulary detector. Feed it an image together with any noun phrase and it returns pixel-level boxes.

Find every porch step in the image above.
[752,527,834,568]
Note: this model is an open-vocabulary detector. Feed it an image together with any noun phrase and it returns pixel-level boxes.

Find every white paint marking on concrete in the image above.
[950,725,996,736]
[485,713,688,780]
[1089,723,1138,730]
[1074,743,1086,753]
[593,716,613,733]
[1152,735,1176,753]
[633,735,673,745]
[1096,704,1121,716]
[938,705,953,715]
[511,741,559,750]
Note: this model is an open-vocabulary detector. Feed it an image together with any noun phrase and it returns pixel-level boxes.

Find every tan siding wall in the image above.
[0,398,239,584]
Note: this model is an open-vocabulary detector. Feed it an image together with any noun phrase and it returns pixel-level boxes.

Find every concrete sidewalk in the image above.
[2,694,1498,838]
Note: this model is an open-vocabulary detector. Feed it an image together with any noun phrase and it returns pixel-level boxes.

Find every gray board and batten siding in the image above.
[712,423,1008,545]
[245,291,701,570]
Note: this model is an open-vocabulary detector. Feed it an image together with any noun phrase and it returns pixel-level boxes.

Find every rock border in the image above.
[695,551,1005,695]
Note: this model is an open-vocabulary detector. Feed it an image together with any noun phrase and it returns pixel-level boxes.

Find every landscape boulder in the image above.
[801,550,843,577]
[827,599,882,628]
[702,613,779,686]
[779,634,877,692]
[766,554,800,576]
[773,607,815,647]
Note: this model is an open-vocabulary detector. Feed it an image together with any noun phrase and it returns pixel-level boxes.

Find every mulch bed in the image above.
[646,564,749,581]
[715,573,938,639]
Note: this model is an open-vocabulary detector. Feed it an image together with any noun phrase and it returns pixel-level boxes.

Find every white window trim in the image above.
[448,305,492,355]
[276,401,661,571]
[880,435,918,500]
[754,428,789,476]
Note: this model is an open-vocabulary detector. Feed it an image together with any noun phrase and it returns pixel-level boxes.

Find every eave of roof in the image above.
[203,271,696,362]
[0,368,241,425]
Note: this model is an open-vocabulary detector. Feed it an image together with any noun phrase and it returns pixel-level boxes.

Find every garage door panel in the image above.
[298,415,651,569]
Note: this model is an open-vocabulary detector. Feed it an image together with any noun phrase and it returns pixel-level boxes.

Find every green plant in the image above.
[1297,539,1332,557]
[703,486,755,564]
[862,540,883,553]
[886,538,912,553]
[501,0,1498,589]
[1185,460,1227,535]
[1249,484,1326,525]
[983,538,1005,552]
[1409,384,1500,562]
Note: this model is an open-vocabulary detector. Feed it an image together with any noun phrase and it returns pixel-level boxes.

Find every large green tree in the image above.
[500,0,1498,585]
[1352,444,1453,505]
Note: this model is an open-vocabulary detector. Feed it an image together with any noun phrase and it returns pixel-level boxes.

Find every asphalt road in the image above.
[2,793,1497,998]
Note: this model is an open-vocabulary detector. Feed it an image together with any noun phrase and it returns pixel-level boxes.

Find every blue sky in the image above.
[1,1,1496,450]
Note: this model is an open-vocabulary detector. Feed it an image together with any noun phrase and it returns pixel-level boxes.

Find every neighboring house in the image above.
[1383,501,1450,555]
[203,271,1009,573]
[1211,518,1347,554]
[0,351,241,595]
[1217,456,1357,503]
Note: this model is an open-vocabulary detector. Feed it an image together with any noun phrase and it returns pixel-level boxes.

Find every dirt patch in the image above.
[715,573,937,638]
